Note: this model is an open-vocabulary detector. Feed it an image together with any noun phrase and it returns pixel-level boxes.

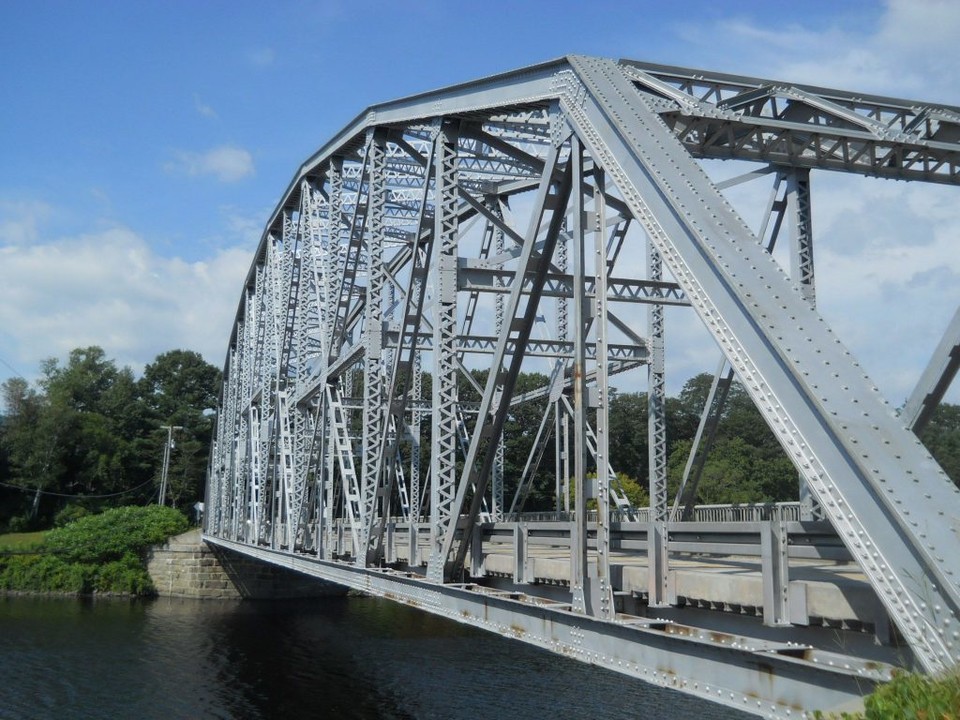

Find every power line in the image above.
[0,354,27,381]
[0,477,157,499]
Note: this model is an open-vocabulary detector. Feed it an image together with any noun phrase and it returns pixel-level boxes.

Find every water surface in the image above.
[1,595,750,719]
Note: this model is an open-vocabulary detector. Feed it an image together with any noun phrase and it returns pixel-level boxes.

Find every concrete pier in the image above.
[147,529,344,599]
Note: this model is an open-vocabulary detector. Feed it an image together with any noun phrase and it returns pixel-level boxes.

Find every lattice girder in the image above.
[208,55,960,678]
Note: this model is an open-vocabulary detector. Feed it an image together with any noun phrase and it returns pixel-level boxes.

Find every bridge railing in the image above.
[509,501,802,524]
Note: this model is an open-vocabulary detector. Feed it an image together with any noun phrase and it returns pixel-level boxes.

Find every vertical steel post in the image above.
[555,228,569,513]
[492,197,506,522]
[562,411,570,513]
[410,351,422,520]
[786,168,820,521]
[647,240,672,607]
[761,516,792,626]
[569,137,590,614]
[359,129,388,566]
[592,168,615,620]
[786,169,815,307]
[427,122,461,583]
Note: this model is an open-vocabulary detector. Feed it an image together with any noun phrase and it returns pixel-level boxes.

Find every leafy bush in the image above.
[53,503,91,528]
[0,554,87,593]
[93,552,154,595]
[816,670,960,719]
[0,505,186,595]
[44,505,188,564]
[7,515,35,533]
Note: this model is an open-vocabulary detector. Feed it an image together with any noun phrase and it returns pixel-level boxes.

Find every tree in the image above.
[608,391,648,482]
[1,377,49,524]
[919,403,960,487]
[40,348,149,500]
[4,348,154,523]
[138,350,221,508]
[664,373,798,506]
[501,371,554,510]
[0,346,220,527]
[139,350,220,424]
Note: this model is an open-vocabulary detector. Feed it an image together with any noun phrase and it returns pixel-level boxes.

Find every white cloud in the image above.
[0,222,250,380]
[808,176,960,404]
[193,93,218,120]
[662,1,960,405]
[0,200,53,246]
[167,146,255,183]
[685,0,960,102]
[248,47,275,67]
[219,205,266,246]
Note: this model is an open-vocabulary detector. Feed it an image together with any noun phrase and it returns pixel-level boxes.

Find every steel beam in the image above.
[562,54,960,672]
[427,122,462,583]
[207,535,891,719]
[437,125,572,581]
[902,306,960,434]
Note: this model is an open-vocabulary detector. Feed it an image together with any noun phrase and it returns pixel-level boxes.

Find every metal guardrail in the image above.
[389,502,804,526]
[510,501,802,524]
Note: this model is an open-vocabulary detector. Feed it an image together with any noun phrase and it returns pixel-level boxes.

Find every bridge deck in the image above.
[386,527,893,646]
[326,517,907,669]
[208,532,899,718]
[480,550,881,625]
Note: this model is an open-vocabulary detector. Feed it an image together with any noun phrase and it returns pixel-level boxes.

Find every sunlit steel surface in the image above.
[204,56,960,717]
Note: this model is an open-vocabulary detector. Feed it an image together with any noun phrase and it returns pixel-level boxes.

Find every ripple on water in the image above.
[0,595,751,720]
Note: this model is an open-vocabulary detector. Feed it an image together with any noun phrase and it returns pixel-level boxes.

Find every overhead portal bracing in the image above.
[205,55,960,714]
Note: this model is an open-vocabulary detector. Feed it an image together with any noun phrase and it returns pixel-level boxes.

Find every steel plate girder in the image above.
[559,55,960,673]
[206,536,888,719]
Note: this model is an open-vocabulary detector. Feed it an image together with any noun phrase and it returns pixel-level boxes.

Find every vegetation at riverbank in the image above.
[0,505,188,595]
[816,669,960,719]
[3,346,960,531]
[0,531,45,551]
[0,346,220,531]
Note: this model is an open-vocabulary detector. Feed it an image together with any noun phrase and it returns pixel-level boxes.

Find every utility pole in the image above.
[158,425,183,506]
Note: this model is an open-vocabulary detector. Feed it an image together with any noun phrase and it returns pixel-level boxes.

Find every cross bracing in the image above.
[206,55,960,716]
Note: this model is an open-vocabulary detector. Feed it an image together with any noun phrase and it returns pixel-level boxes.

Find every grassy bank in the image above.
[0,506,188,596]
[0,531,46,552]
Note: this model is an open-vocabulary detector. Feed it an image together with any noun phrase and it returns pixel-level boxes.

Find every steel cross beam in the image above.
[619,60,960,185]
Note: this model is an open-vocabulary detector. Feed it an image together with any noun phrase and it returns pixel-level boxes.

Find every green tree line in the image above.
[0,347,220,531]
[457,369,960,512]
[402,368,960,513]
[3,346,959,529]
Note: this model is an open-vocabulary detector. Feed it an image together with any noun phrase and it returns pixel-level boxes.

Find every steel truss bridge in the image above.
[204,56,960,717]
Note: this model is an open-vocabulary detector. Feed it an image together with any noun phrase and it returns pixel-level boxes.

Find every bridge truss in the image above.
[205,56,960,716]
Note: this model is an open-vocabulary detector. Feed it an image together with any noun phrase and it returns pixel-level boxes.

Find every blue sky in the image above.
[1,0,958,404]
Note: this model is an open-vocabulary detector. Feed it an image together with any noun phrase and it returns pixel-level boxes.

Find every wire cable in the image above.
[0,354,27,380]
[0,476,157,499]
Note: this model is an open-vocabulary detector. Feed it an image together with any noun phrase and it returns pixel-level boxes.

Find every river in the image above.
[0,595,751,719]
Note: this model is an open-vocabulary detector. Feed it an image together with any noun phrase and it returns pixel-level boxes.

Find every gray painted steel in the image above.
[206,534,889,719]
[205,55,960,715]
